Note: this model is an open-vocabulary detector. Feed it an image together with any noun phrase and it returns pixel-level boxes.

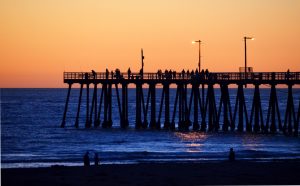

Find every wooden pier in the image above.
[61,71,300,136]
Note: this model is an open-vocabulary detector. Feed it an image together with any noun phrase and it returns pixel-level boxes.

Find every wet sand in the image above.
[2,161,300,185]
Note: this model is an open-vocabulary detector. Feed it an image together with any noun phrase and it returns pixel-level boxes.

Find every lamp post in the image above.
[192,40,201,72]
[244,37,254,80]
[192,40,204,110]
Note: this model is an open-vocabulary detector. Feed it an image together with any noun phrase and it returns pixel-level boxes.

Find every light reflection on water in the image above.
[174,132,207,153]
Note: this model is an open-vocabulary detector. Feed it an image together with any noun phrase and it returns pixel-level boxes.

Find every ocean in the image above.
[1,88,300,168]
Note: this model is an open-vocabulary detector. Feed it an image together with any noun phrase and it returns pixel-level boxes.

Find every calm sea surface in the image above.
[1,88,300,168]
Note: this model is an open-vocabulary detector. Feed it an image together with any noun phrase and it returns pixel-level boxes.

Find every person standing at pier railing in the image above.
[205,69,209,79]
[111,71,114,79]
[106,68,109,79]
[128,68,131,79]
[158,69,162,79]
[286,69,290,80]
[169,69,172,79]
[173,70,176,79]
[182,69,185,79]
[191,70,195,78]
[91,70,96,79]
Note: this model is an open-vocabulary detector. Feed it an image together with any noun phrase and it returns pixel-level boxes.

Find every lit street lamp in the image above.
[192,40,204,111]
[192,40,201,72]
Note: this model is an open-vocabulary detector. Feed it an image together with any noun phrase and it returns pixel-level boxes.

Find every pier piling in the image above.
[61,83,72,128]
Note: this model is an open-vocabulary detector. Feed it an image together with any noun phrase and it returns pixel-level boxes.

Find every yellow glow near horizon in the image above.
[0,0,300,87]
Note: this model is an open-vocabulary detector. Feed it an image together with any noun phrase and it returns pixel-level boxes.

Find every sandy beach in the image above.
[2,161,300,185]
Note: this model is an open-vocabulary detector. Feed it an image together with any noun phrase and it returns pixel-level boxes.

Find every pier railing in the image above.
[64,71,300,82]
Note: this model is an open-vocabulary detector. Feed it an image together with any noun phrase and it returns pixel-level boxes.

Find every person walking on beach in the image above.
[84,151,90,166]
[94,152,100,166]
[229,148,235,161]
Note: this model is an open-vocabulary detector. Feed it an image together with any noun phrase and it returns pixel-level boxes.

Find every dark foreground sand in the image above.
[2,161,300,186]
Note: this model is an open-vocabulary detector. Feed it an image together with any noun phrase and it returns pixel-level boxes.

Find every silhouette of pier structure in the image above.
[61,71,300,136]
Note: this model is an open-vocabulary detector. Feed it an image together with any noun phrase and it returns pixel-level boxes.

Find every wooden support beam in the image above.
[102,83,108,128]
[141,86,148,128]
[107,83,113,127]
[164,83,170,129]
[142,87,150,128]
[61,83,72,128]
[171,85,179,130]
[178,84,184,130]
[85,83,91,128]
[75,83,83,128]
[206,84,218,131]
[201,84,205,111]
[115,84,122,127]
[284,84,296,135]
[249,84,264,133]
[96,84,104,127]
[192,83,200,130]
[121,83,129,128]
[184,84,191,130]
[135,83,142,129]
[157,86,165,128]
[93,84,98,127]
[89,84,97,126]
[233,84,249,132]
[218,84,232,132]
[266,83,281,133]
[149,83,157,129]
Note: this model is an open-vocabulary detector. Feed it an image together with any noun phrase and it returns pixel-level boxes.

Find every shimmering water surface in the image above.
[1,88,300,168]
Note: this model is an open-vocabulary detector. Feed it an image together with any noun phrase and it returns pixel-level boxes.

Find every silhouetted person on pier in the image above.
[106,69,109,79]
[94,152,99,166]
[169,70,172,79]
[128,68,131,79]
[205,69,209,79]
[286,69,290,80]
[158,69,162,79]
[111,70,114,79]
[229,148,235,162]
[165,69,169,79]
[182,69,185,79]
[187,70,190,79]
[115,68,121,79]
[91,70,96,79]
[173,70,176,79]
[84,151,90,166]
[85,73,89,80]
[191,70,195,78]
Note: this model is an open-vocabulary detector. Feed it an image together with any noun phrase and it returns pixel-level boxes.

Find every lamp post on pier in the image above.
[244,36,254,87]
[192,40,201,72]
[192,39,204,111]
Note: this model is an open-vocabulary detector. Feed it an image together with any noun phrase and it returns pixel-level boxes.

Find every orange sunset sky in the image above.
[0,0,300,88]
